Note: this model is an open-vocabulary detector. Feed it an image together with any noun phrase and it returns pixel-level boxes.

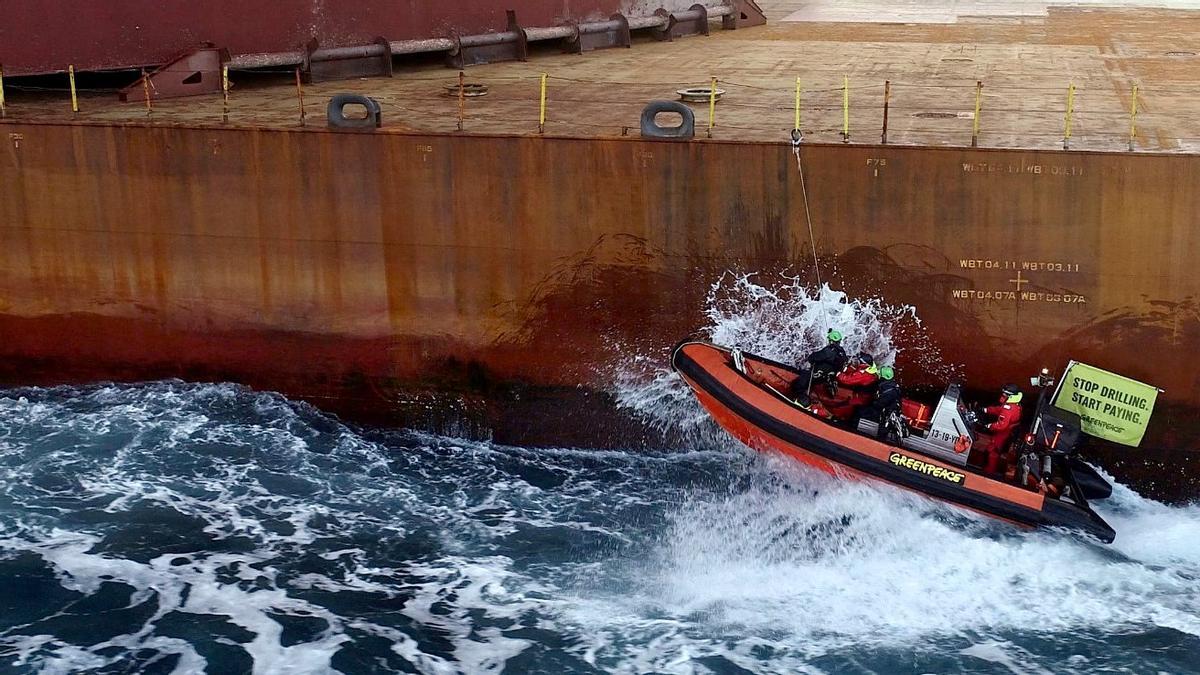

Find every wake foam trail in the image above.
[612,271,948,438]
[561,456,1200,673]
[1093,465,1200,569]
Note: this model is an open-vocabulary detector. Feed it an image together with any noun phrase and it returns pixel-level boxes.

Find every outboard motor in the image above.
[1032,407,1083,456]
[1018,407,1092,501]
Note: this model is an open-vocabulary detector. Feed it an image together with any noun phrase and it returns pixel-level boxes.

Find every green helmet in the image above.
[879,366,895,380]
[827,329,843,343]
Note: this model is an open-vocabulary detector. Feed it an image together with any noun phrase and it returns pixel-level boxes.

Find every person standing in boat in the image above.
[804,329,848,391]
[977,384,1024,476]
[872,366,904,444]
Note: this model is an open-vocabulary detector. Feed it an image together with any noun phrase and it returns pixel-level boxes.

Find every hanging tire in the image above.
[640,100,695,140]
[327,93,382,129]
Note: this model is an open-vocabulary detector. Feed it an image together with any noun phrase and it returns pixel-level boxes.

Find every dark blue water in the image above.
[1,381,1198,674]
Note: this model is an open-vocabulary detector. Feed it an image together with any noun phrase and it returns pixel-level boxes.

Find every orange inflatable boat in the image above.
[671,341,1117,542]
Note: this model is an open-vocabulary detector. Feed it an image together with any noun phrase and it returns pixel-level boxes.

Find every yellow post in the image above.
[794,77,801,132]
[142,69,152,116]
[708,76,717,137]
[842,75,849,142]
[0,64,6,119]
[457,71,465,131]
[972,80,982,147]
[68,64,79,115]
[222,65,230,123]
[1128,84,1139,151]
[1063,82,1076,149]
[538,72,547,134]
[294,67,306,126]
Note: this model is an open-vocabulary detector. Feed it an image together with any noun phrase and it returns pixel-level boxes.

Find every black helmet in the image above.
[1001,383,1022,396]
[857,352,874,364]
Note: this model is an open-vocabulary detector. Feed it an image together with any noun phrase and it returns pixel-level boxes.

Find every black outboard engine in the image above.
[1018,407,1084,500]
[1033,407,1083,455]
[1017,402,1113,502]
[1012,366,1114,502]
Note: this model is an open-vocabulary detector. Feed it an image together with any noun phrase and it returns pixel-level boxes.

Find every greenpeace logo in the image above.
[888,452,966,485]
[1079,413,1127,435]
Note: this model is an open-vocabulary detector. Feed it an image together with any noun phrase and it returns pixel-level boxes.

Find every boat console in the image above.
[857,384,977,467]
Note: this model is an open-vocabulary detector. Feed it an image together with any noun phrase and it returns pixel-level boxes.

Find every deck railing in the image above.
[1,64,1197,153]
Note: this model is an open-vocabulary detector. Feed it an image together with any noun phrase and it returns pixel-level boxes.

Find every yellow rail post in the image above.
[972,80,982,147]
[794,77,801,133]
[294,67,306,126]
[222,65,230,123]
[707,76,717,137]
[142,69,152,116]
[1128,84,1139,152]
[0,64,6,119]
[68,64,78,115]
[457,71,465,131]
[842,75,849,143]
[538,72,547,134]
[1063,82,1076,149]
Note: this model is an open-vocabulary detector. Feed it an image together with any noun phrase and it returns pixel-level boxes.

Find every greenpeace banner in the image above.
[1051,361,1159,447]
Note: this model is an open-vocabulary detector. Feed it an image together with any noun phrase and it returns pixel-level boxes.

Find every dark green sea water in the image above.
[1,381,1198,674]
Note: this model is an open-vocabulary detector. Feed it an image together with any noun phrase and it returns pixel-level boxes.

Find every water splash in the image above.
[612,271,945,437]
[565,455,1200,673]
[703,271,918,367]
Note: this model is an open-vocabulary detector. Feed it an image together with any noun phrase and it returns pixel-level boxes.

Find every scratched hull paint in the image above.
[0,123,1197,497]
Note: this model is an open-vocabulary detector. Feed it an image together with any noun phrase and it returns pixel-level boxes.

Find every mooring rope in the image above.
[791,129,826,327]
[791,129,831,396]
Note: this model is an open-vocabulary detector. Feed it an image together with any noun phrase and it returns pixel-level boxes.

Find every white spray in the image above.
[612,271,943,438]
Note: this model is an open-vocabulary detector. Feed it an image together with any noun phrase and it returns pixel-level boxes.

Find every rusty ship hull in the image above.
[2,0,1199,498]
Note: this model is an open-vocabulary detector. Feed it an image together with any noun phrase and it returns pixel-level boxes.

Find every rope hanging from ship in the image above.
[791,127,829,339]
[790,127,834,397]
[790,129,821,292]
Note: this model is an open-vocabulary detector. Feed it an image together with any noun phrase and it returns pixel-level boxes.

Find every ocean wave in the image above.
[0,383,1197,673]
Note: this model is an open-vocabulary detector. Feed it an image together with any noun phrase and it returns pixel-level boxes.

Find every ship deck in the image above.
[3,0,1200,152]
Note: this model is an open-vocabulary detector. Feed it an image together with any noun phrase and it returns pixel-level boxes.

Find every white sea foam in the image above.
[1095,466,1200,569]
[611,271,950,437]
[0,385,460,673]
[594,270,1200,670]
[553,456,1200,672]
[2,381,1199,674]
[960,640,1055,675]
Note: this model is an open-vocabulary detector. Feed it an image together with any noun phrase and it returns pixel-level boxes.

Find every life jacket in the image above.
[985,401,1022,432]
[837,364,879,407]
[837,364,877,388]
[984,398,1023,450]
